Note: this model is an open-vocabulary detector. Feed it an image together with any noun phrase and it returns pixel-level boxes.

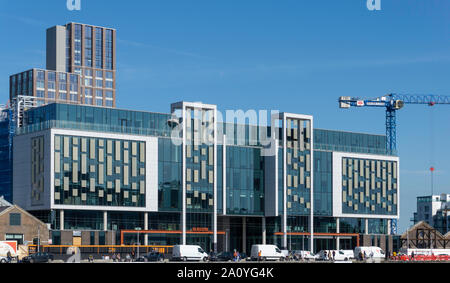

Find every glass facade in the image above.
[158,137,182,211]
[342,158,398,215]
[226,146,264,215]
[313,151,332,216]
[285,118,312,216]
[315,129,391,156]
[20,103,173,138]
[339,218,366,234]
[54,135,146,207]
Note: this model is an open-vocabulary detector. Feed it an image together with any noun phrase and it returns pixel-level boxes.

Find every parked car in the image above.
[145,252,165,262]
[293,250,316,261]
[21,252,54,264]
[250,245,284,261]
[209,252,234,262]
[172,245,209,262]
[0,255,11,264]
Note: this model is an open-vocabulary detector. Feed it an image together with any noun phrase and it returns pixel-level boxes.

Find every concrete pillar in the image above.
[182,107,187,245]
[144,212,148,246]
[103,211,108,231]
[262,217,267,245]
[336,218,340,251]
[223,135,227,216]
[243,217,247,254]
[60,210,64,231]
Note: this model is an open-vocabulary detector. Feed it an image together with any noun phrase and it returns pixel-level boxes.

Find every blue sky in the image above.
[1,0,449,233]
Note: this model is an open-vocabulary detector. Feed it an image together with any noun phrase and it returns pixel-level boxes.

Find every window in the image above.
[96,79,103,88]
[70,75,79,92]
[85,26,93,67]
[70,94,78,102]
[96,89,103,98]
[105,80,113,89]
[96,70,103,79]
[74,24,82,66]
[105,71,113,80]
[35,90,44,98]
[84,78,93,87]
[105,30,113,70]
[6,234,23,245]
[95,28,103,69]
[9,213,21,226]
[96,98,103,106]
[48,91,56,99]
[99,231,106,245]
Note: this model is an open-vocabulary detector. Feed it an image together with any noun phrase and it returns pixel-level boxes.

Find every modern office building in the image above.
[6,22,400,254]
[413,194,450,235]
[9,23,116,108]
[12,101,400,254]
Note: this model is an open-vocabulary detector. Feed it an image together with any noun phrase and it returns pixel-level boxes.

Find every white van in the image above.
[172,245,209,262]
[251,245,284,261]
[335,250,354,261]
[354,247,385,260]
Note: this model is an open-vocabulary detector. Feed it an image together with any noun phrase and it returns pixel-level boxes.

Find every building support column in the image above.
[223,135,227,216]
[144,212,149,246]
[282,115,288,250]
[213,112,218,253]
[243,217,247,254]
[336,218,340,251]
[182,107,187,245]
[103,211,108,232]
[262,217,267,245]
[60,210,64,231]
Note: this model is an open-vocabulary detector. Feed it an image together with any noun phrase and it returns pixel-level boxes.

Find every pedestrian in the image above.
[332,250,336,261]
[258,250,262,261]
[237,251,240,262]
[324,251,328,261]
[233,250,237,262]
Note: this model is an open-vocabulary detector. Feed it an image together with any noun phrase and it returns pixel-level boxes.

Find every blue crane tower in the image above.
[338,93,450,234]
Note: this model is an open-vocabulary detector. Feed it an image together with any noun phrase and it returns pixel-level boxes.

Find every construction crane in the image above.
[339,93,450,234]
